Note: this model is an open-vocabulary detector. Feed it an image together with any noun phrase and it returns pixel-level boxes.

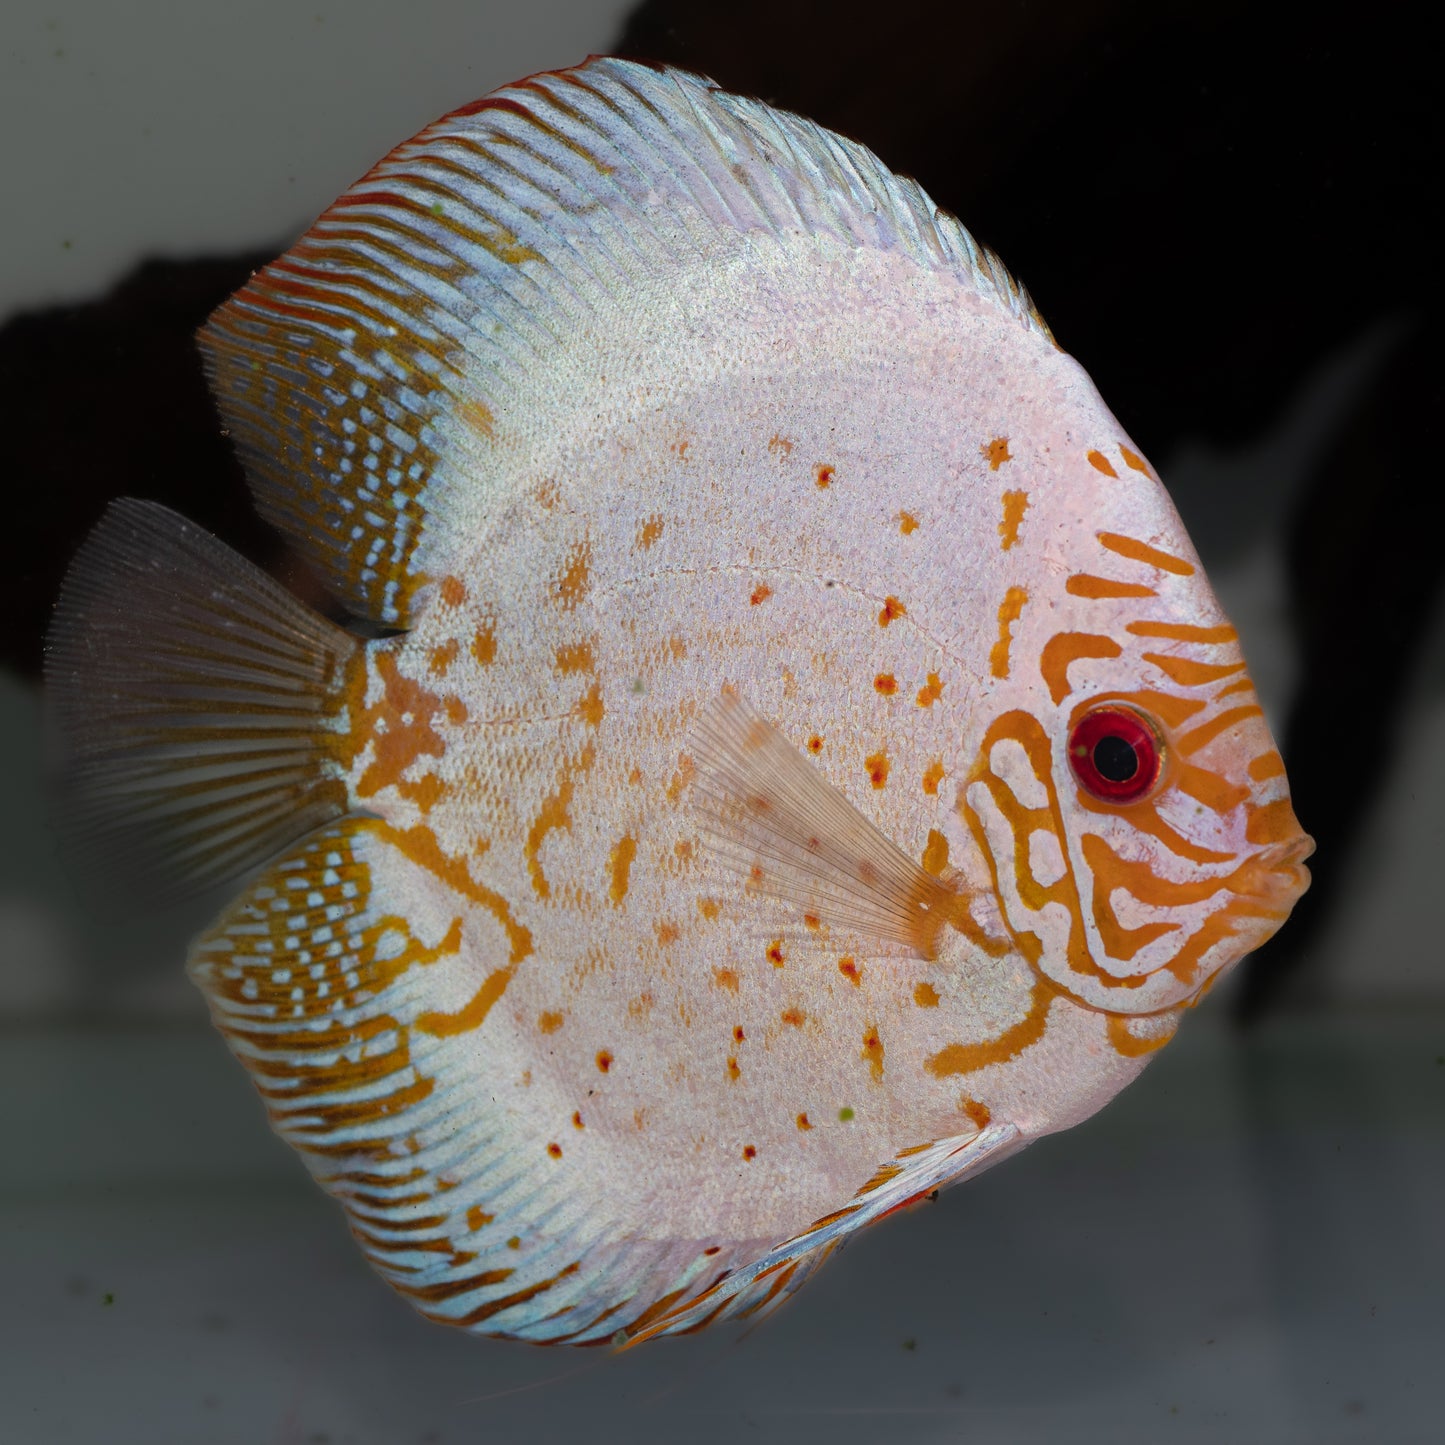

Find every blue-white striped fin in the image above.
[198,56,1048,626]
[624,1121,1024,1344]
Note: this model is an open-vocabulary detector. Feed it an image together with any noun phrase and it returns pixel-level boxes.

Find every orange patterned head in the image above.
[961,442,1313,1014]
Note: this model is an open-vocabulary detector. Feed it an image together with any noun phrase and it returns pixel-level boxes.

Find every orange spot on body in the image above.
[1086,449,1118,477]
[916,673,943,707]
[727,1056,741,1081]
[838,957,861,985]
[807,734,824,754]
[922,759,945,795]
[466,1206,494,1231]
[767,940,786,968]
[538,1011,563,1034]
[507,1236,522,1251]
[742,1145,757,1160]
[428,639,459,677]
[698,897,721,921]
[768,434,794,457]
[713,967,739,992]
[471,624,496,665]
[439,576,467,607]
[555,641,595,674]
[921,828,949,877]
[608,835,636,906]
[1119,446,1153,477]
[815,464,835,488]
[547,1142,563,1159]
[796,1112,813,1130]
[865,750,890,788]
[960,1097,992,1130]
[749,583,772,606]
[655,920,681,946]
[897,510,919,535]
[983,437,1012,470]
[572,1111,585,1129]
[874,673,898,695]
[914,982,940,1007]
[596,1050,612,1073]
[733,1025,746,1042]
[636,516,664,550]
[999,489,1029,550]
[989,587,1029,679]
[555,539,591,610]
[878,595,906,626]
[781,1007,805,1028]
[861,1026,885,1082]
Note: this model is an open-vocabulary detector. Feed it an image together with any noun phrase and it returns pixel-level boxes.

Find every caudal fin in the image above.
[45,499,361,899]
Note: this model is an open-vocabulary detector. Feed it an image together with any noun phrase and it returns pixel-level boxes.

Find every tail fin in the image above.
[45,499,361,900]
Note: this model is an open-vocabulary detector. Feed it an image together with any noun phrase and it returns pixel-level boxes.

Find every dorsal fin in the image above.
[691,692,968,959]
[199,56,1048,626]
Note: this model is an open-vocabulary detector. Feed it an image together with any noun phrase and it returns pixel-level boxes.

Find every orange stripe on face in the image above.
[1039,633,1122,704]
[1119,446,1153,477]
[1176,705,1265,756]
[1213,678,1257,700]
[1086,450,1118,477]
[1171,761,1250,815]
[1248,751,1286,781]
[1127,621,1238,644]
[1066,574,1157,600]
[925,977,1054,1076]
[1141,653,1246,687]
[1096,532,1196,576]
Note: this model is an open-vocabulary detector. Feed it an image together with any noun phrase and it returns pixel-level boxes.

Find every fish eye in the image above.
[1067,705,1163,804]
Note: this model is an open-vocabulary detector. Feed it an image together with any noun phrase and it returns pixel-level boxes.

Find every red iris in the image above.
[1068,706,1163,804]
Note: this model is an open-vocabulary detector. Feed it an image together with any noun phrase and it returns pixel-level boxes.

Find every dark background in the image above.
[1,2,1440,1441]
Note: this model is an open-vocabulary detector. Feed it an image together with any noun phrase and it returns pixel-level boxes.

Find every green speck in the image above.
[430,201,444,216]
[611,1328,629,1348]
[60,239,72,250]
[102,1292,114,1306]
[630,678,645,694]
[902,1337,917,1351]
[838,1106,854,1122]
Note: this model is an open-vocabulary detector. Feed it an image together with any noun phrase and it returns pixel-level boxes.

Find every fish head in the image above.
[960,441,1313,1014]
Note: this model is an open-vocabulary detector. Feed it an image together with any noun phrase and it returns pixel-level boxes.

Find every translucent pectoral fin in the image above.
[624,1121,1024,1345]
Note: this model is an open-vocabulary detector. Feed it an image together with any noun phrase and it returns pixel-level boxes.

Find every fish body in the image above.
[46,58,1311,1344]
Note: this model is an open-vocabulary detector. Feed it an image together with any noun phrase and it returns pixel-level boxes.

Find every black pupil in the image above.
[1093,734,1140,783]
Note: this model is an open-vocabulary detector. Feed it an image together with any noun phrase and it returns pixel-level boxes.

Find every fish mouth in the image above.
[1240,832,1316,912]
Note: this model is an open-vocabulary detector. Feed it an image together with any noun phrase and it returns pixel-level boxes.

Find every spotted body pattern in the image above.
[47,58,1311,1344]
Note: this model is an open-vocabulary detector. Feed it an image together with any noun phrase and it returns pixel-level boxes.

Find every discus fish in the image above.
[46,56,1312,1346]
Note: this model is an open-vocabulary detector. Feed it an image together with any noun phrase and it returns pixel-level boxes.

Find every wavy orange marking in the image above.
[416,956,515,1039]
[1039,632,1122,704]
[922,759,945,795]
[1213,677,1256,700]
[1173,761,1250,815]
[1176,705,1265,755]
[457,397,494,441]
[989,586,1029,678]
[960,1097,992,1129]
[524,743,596,899]
[999,489,1029,550]
[922,828,949,877]
[1106,1012,1177,1057]
[1246,797,1304,846]
[1066,574,1157,600]
[926,978,1053,1076]
[914,981,940,1007]
[1098,532,1195,576]
[1141,653,1246,687]
[1075,789,1234,865]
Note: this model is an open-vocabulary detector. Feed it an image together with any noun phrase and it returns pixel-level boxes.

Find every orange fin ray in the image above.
[691,693,965,959]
